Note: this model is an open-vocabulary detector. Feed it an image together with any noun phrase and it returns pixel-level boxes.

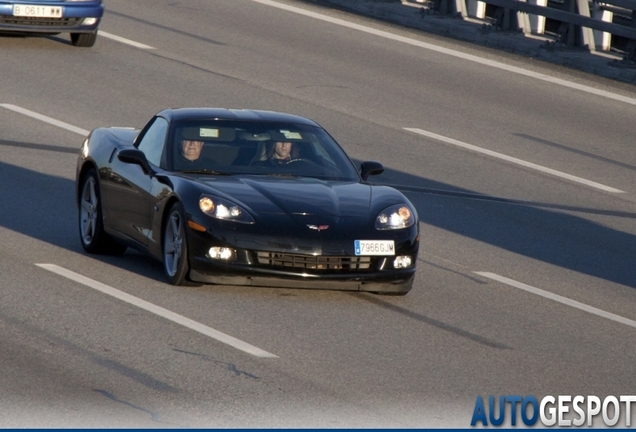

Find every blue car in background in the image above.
[0,0,104,47]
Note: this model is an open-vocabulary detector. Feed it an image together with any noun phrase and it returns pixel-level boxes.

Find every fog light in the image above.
[393,255,412,269]
[83,18,98,25]
[208,247,235,261]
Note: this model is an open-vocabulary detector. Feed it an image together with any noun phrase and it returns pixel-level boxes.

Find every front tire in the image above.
[71,31,97,47]
[163,202,191,286]
[79,169,127,255]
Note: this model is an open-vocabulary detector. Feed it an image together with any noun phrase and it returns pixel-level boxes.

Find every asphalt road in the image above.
[1,0,636,427]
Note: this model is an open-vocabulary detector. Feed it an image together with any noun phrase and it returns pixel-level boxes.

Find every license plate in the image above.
[13,5,63,18]
[354,240,395,256]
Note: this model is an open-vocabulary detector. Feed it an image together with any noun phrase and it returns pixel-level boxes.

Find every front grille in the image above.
[257,252,372,270]
[0,15,82,28]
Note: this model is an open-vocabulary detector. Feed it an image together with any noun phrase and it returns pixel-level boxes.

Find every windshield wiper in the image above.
[262,173,299,177]
[180,169,231,175]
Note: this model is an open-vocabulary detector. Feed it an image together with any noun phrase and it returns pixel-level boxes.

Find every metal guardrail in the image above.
[430,0,636,62]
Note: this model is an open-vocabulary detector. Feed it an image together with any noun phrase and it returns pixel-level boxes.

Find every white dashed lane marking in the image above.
[476,272,636,330]
[405,127,625,194]
[99,31,155,50]
[37,264,279,358]
[0,103,89,136]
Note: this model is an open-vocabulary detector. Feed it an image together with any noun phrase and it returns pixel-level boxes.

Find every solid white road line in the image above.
[476,272,636,330]
[99,31,155,50]
[405,127,625,193]
[252,0,636,107]
[0,103,89,136]
[36,264,278,358]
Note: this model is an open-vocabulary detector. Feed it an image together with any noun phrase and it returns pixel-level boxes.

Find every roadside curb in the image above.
[299,0,636,84]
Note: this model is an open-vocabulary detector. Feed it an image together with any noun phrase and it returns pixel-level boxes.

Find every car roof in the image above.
[157,108,321,126]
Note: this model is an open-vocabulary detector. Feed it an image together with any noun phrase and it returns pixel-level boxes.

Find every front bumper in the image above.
[0,2,103,33]
[190,269,415,294]
[185,225,419,294]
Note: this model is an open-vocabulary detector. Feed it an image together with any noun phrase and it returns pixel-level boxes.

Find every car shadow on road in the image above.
[362,159,636,291]
[1,147,635,291]
[0,32,74,47]
[0,150,166,283]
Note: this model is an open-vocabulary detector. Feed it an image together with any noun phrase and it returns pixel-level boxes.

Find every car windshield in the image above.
[169,120,360,181]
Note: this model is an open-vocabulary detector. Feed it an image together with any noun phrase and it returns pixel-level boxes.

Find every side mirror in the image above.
[360,161,384,181]
[117,149,153,174]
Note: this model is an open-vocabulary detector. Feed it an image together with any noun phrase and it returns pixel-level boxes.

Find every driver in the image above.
[181,139,205,162]
[174,139,216,170]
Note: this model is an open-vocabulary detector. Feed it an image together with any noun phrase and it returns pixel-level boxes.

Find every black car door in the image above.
[103,117,168,248]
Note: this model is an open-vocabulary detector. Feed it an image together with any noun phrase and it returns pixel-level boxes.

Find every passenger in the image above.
[252,141,299,167]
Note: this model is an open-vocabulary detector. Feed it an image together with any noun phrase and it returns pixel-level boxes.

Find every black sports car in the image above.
[76,108,419,294]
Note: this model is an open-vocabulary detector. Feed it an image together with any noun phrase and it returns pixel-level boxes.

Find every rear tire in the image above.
[163,202,191,286]
[71,31,97,47]
[79,169,127,255]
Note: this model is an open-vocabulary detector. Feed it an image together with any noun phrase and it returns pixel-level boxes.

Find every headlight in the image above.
[199,196,254,224]
[375,204,415,230]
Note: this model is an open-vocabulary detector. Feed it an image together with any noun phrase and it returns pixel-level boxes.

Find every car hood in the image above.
[197,176,373,218]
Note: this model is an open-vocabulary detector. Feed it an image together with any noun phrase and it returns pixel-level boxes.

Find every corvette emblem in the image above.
[307,224,329,231]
